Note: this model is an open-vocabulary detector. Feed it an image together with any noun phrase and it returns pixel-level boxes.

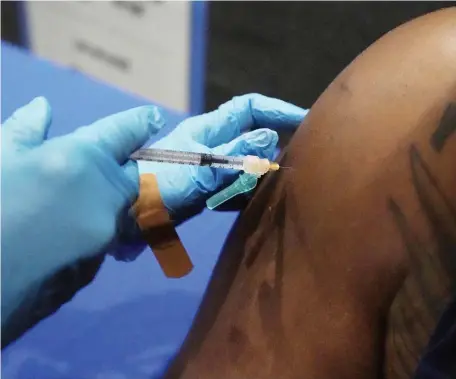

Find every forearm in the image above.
[1,254,103,348]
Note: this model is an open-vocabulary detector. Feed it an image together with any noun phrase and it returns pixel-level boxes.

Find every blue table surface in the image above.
[1,42,239,379]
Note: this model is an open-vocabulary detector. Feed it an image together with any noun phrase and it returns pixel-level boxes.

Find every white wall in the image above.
[25,1,192,113]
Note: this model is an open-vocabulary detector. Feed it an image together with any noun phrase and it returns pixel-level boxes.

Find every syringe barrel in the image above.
[131,148,245,170]
[131,149,203,165]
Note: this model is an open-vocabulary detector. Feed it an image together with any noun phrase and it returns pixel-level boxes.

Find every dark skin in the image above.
[163,8,456,379]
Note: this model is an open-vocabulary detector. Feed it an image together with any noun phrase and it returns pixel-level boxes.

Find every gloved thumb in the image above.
[73,106,166,164]
[2,96,52,151]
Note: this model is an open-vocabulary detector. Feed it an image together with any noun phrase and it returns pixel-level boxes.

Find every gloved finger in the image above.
[122,160,140,189]
[174,93,307,148]
[2,96,52,150]
[73,106,165,163]
[212,128,279,160]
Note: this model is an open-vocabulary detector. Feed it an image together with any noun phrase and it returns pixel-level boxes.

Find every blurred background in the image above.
[2,1,455,115]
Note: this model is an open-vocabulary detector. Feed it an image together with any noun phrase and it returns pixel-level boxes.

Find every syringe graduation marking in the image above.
[200,153,244,170]
[131,148,244,170]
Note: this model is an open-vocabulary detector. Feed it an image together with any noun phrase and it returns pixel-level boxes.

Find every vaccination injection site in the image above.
[2,2,456,378]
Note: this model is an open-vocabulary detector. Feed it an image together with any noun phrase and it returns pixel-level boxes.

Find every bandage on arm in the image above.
[134,174,193,278]
[163,7,456,379]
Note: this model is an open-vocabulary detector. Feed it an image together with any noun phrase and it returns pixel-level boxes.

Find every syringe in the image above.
[130,148,280,177]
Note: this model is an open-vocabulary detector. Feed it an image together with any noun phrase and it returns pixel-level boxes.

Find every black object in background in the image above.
[205,1,455,110]
[1,1,22,45]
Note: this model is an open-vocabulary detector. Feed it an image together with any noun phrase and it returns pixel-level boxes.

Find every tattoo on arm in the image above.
[387,102,456,376]
[430,103,456,152]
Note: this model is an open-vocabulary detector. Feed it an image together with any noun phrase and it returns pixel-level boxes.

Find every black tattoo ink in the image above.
[257,194,286,373]
[430,103,456,152]
[227,325,250,364]
[387,141,456,377]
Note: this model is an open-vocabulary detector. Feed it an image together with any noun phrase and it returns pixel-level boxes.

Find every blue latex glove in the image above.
[1,97,165,346]
[113,94,307,262]
[138,93,307,221]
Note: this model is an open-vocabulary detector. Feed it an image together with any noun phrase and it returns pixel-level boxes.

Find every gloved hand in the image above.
[1,97,165,346]
[138,93,307,221]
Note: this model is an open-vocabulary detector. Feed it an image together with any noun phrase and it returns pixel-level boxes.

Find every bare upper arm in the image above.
[165,8,456,379]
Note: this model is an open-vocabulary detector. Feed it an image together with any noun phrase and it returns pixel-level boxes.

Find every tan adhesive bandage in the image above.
[133,174,193,278]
